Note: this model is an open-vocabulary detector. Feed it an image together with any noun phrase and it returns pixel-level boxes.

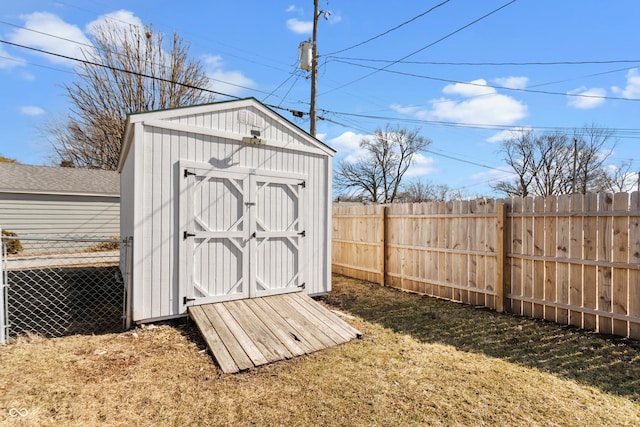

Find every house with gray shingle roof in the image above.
[0,163,120,242]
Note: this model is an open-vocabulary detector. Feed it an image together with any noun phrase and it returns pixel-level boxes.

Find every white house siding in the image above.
[122,99,333,322]
[0,192,119,252]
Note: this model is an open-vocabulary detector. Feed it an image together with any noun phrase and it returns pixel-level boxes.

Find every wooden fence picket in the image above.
[331,191,640,340]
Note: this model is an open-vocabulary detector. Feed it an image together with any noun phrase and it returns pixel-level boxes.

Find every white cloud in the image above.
[20,106,45,116]
[567,86,606,109]
[392,78,528,128]
[9,12,91,65]
[202,54,254,97]
[612,68,640,99]
[327,131,365,154]
[493,76,529,90]
[486,126,533,143]
[442,79,495,97]
[285,5,297,13]
[286,18,313,34]
[85,10,143,36]
[404,153,437,178]
[421,93,527,126]
[390,103,420,114]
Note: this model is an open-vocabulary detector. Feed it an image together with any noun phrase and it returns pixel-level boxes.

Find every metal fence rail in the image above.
[0,234,130,343]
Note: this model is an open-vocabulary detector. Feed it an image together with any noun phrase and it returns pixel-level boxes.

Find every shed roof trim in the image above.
[119,98,334,171]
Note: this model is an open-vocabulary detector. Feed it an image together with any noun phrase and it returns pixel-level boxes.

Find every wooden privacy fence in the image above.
[332,192,640,340]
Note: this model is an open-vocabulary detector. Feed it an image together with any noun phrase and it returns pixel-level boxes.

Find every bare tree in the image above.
[397,179,461,202]
[571,124,615,193]
[491,129,537,197]
[594,160,639,192]
[492,125,615,197]
[48,21,214,170]
[334,126,431,203]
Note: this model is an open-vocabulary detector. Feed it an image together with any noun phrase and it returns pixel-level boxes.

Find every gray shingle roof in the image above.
[0,163,119,196]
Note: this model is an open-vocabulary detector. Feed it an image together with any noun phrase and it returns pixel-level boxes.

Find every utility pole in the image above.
[309,0,319,137]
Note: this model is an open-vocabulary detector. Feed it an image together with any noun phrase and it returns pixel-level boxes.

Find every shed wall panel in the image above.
[133,125,330,321]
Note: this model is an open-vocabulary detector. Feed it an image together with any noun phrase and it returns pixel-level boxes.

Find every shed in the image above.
[119,98,335,323]
[0,163,120,248]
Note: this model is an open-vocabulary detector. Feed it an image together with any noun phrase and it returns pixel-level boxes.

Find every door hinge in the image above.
[184,169,196,178]
[298,230,306,237]
[298,282,306,289]
[183,296,196,304]
[299,181,306,188]
[184,231,196,239]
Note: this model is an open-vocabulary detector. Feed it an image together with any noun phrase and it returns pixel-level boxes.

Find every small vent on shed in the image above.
[237,110,264,128]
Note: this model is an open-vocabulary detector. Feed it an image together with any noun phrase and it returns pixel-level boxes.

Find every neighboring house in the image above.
[0,163,120,243]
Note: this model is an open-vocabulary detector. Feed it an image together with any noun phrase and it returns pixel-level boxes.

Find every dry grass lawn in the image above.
[1,274,639,426]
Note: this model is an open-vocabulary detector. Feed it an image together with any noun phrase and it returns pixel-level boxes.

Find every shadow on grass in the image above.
[326,275,640,401]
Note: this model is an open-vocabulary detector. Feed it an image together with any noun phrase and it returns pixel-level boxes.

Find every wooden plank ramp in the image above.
[188,292,362,373]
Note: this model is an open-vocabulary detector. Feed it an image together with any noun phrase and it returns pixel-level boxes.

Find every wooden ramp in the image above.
[188,292,362,373]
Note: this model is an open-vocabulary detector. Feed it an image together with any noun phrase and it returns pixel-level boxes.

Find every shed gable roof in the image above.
[0,163,119,196]
[119,98,334,171]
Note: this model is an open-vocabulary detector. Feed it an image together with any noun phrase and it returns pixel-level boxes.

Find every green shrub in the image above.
[2,230,23,254]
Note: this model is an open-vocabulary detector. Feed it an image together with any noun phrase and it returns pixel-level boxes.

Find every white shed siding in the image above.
[121,99,333,322]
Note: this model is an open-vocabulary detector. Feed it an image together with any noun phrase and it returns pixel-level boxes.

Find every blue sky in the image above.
[1,0,639,196]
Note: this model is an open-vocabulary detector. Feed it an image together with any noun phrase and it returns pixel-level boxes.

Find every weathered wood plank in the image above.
[598,193,614,335]
[292,293,361,341]
[544,196,557,323]
[263,295,331,351]
[612,193,629,336]
[532,196,545,318]
[224,299,291,362]
[200,303,254,372]
[556,194,570,325]
[569,194,584,329]
[629,192,640,339]
[244,298,308,356]
[281,293,344,345]
[188,305,239,374]
[213,303,269,367]
[583,193,598,331]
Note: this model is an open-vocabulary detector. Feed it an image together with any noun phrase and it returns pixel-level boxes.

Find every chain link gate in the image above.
[0,232,130,343]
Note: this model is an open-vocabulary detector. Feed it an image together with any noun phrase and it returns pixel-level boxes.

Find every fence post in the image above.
[495,203,506,313]
[380,205,387,286]
[0,228,6,344]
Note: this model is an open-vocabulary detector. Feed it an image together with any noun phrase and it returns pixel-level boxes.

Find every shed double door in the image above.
[181,165,305,306]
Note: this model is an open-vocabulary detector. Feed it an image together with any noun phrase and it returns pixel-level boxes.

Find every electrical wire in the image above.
[326,56,640,67]
[331,59,640,102]
[325,0,451,56]
[320,0,519,96]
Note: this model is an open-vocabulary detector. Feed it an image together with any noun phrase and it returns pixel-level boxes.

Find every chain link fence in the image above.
[1,234,130,344]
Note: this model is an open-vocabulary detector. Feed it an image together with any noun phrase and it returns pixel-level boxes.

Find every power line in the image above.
[0,39,305,116]
[6,36,640,141]
[331,59,640,102]
[319,108,640,138]
[325,0,451,56]
[326,56,640,67]
[320,0,519,96]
